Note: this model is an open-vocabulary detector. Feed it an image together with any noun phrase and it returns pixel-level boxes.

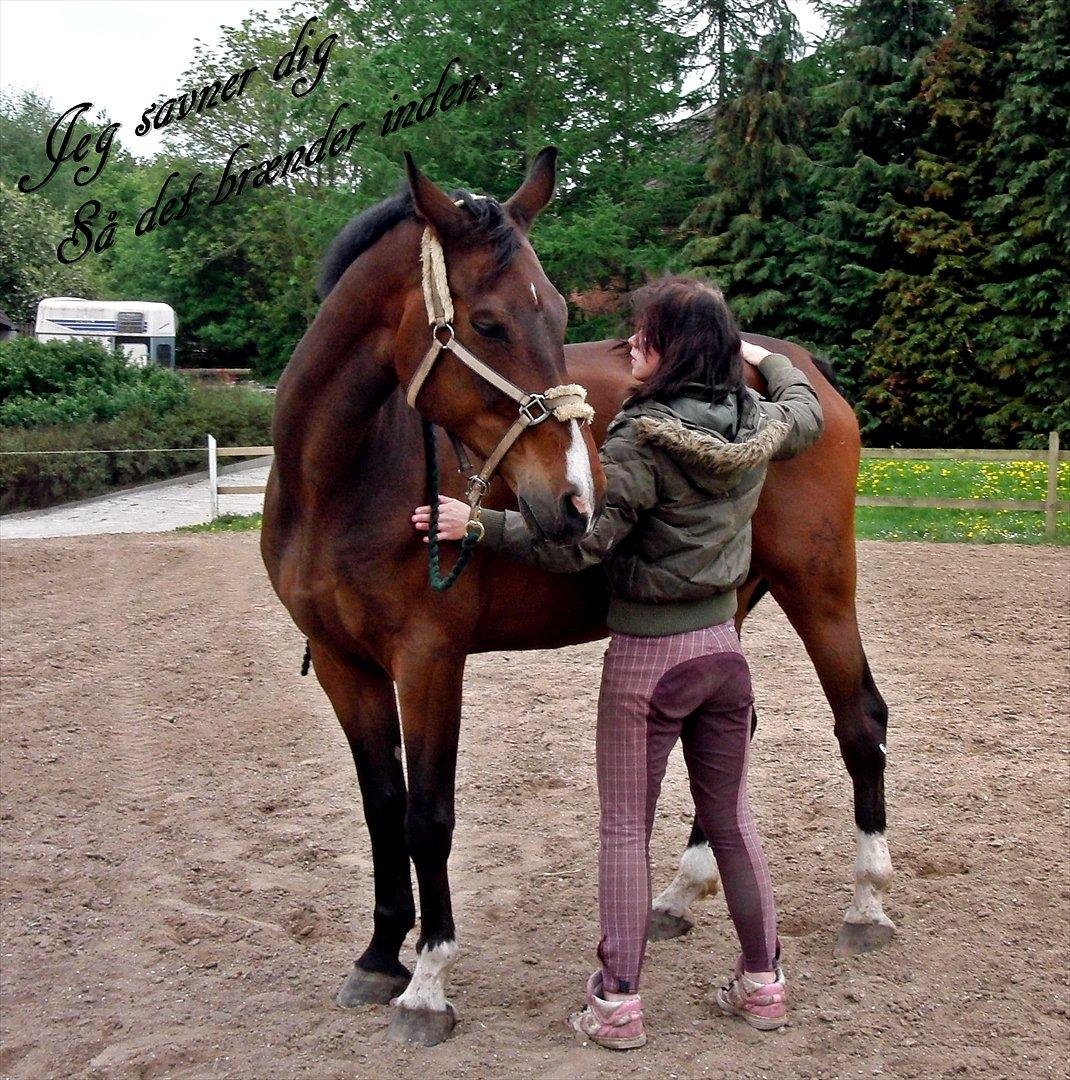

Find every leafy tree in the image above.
[0,89,135,214]
[0,180,98,325]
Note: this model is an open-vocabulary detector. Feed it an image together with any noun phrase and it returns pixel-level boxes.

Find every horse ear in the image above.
[504,146,557,233]
[404,152,467,241]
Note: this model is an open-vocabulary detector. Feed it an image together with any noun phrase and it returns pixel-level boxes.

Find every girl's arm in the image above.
[741,342,824,459]
[412,425,659,572]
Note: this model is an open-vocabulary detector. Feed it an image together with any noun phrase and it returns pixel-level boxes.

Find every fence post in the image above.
[1045,431,1060,540]
[207,434,218,521]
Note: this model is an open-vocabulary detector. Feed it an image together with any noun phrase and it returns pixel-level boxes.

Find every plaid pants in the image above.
[595,620,778,993]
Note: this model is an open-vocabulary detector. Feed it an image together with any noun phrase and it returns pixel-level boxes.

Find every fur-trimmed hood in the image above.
[620,390,790,491]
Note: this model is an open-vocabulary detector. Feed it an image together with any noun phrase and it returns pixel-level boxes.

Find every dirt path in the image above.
[1,535,1067,1079]
[0,460,269,540]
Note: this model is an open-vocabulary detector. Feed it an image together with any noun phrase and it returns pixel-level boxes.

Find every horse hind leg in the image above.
[311,645,416,1006]
[770,580,895,957]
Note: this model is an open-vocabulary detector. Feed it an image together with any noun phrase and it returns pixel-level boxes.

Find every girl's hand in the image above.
[740,340,774,367]
[412,495,470,542]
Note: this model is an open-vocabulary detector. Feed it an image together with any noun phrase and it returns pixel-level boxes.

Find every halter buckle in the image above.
[519,394,553,426]
[465,473,490,503]
[434,322,455,348]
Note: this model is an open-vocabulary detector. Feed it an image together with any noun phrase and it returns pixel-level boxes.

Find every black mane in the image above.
[317,187,521,300]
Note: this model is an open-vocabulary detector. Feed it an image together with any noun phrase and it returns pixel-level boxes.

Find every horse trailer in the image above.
[34,297,177,368]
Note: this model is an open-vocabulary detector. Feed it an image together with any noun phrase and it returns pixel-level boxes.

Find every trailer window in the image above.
[155,343,172,365]
[117,311,147,333]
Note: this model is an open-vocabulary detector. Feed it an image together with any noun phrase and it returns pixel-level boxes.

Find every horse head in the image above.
[393,149,605,543]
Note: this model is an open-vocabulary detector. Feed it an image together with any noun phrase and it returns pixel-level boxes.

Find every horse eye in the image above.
[472,320,507,341]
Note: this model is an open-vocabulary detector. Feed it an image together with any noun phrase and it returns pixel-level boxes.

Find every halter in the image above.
[407,216,594,541]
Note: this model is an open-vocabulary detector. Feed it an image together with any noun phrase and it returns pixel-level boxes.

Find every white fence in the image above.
[206,435,274,520]
[206,433,1069,537]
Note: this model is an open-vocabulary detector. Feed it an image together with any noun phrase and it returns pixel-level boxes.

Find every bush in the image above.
[0,384,274,513]
[0,337,189,427]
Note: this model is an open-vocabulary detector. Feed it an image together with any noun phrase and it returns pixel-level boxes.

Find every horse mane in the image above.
[811,353,842,393]
[317,187,522,300]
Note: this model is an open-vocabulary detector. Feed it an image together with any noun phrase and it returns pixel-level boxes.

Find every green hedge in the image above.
[0,386,273,514]
[0,337,190,427]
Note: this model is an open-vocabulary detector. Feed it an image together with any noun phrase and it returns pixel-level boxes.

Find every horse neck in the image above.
[273,224,421,479]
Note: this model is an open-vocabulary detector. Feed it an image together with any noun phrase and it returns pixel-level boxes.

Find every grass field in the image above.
[855,458,1069,544]
[183,458,1070,545]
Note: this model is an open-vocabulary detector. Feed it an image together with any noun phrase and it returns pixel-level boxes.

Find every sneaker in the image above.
[569,971,647,1049]
[716,957,788,1031]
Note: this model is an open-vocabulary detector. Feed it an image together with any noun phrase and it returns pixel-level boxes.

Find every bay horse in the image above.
[261,149,893,1046]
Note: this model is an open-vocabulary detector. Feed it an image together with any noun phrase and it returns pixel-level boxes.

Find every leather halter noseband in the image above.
[406,219,594,539]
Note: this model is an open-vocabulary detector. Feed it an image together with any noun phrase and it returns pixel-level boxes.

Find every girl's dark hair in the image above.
[627,275,745,407]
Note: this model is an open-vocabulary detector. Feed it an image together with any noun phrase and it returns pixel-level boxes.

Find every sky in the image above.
[0,0,828,160]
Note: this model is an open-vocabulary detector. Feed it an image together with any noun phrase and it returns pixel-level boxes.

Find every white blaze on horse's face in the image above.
[530,282,540,308]
[566,420,595,532]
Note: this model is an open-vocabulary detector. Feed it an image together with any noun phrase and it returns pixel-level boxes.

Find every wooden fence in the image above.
[206,432,1069,537]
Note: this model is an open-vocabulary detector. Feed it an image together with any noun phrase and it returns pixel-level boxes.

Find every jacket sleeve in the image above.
[756,353,824,459]
[480,421,659,573]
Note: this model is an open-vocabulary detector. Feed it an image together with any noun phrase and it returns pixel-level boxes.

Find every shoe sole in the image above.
[588,1033,648,1050]
[715,989,787,1031]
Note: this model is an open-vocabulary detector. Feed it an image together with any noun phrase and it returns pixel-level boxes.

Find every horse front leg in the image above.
[387,647,465,1046]
[311,645,416,1006]
[649,816,721,940]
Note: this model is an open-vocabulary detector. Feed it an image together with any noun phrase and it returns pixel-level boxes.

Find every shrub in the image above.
[0,337,189,427]
[0,384,274,512]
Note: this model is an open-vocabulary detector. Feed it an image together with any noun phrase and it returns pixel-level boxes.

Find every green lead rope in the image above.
[423,417,480,592]
[301,418,475,675]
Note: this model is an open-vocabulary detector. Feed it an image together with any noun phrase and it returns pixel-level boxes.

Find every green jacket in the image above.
[481,353,824,635]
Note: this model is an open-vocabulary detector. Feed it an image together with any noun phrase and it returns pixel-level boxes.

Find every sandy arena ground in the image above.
[1,535,1067,1079]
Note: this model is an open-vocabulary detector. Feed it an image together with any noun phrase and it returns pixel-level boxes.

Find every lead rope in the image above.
[423,417,481,591]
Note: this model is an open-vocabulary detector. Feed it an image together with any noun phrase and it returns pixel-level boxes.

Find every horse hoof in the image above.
[647,909,694,941]
[336,965,412,1007]
[834,920,895,958]
[386,1004,457,1046]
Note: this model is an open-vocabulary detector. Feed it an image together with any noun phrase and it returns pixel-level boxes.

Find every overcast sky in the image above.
[0,0,827,160]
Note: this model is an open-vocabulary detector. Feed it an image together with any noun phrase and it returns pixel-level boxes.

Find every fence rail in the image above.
[206,433,1068,537]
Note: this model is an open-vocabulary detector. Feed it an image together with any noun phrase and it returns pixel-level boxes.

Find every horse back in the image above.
[563,336,861,593]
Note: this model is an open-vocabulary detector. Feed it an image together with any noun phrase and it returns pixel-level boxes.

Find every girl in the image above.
[412,276,823,1047]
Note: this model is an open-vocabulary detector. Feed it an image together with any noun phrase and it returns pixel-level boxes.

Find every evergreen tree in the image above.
[857,0,1068,446]
[686,0,800,100]
[683,31,822,342]
[973,0,1070,444]
[802,0,948,400]
[859,0,1020,444]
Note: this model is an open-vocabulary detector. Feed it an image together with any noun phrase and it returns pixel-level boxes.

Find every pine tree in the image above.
[858,0,1068,446]
[973,0,1070,444]
[858,0,1019,444]
[683,31,822,342]
[802,0,948,400]
[686,0,799,100]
